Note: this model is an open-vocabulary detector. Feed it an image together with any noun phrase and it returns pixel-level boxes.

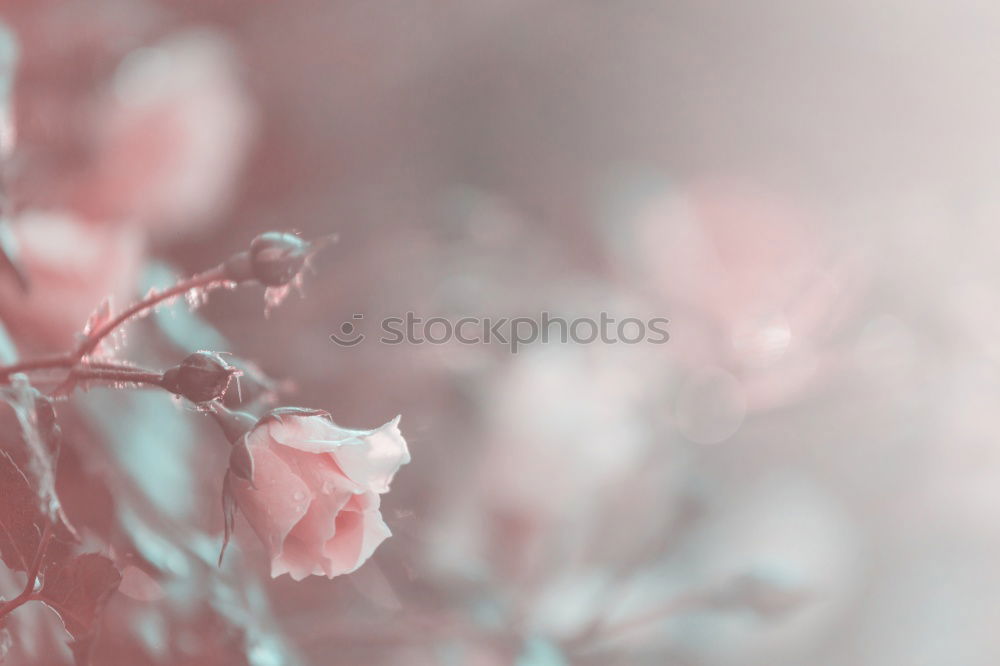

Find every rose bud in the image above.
[249,232,310,286]
[217,406,410,580]
[222,232,312,287]
[161,351,238,403]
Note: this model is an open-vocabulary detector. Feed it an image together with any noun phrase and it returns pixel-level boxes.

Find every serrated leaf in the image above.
[0,451,99,662]
[37,552,121,663]
[0,380,76,538]
[0,449,43,573]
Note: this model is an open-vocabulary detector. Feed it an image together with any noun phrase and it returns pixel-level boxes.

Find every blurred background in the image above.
[1,0,998,664]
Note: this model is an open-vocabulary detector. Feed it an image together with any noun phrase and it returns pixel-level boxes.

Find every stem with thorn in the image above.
[73,265,229,360]
[0,265,232,384]
[0,353,73,381]
[68,367,165,389]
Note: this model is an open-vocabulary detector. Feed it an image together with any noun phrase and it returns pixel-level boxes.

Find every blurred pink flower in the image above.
[429,343,685,598]
[73,29,255,237]
[0,29,255,350]
[231,412,409,581]
[627,179,861,411]
[0,210,143,351]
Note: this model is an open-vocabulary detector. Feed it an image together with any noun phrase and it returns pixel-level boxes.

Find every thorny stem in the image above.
[2,358,158,382]
[73,359,158,373]
[0,265,230,384]
[68,367,165,389]
[0,524,53,622]
[73,265,228,360]
[0,353,73,381]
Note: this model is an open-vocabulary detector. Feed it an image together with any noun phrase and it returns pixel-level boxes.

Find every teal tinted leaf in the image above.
[38,552,121,665]
[0,449,42,573]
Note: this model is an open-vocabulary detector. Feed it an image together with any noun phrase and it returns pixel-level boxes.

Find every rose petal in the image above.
[230,443,311,562]
[266,414,351,451]
[328,417,410,494]
[270,438,363,496]
[268,415,409,494]
[323,494,391,575]
[274,489,347,580]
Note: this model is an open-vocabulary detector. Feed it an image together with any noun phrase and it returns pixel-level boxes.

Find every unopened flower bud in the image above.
[162,351,237,403]
[222,250,252,283]
[249,232,310,287]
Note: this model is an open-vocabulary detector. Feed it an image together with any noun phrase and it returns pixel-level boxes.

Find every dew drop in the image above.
[185,287,209,309]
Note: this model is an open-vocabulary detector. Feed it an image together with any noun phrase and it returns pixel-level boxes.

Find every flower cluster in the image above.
[0,228,409,661]
[0,13,414,666]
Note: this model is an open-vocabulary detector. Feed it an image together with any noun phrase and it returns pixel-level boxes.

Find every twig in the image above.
[73,266,228,360]
[0,265,229,385]
[0,354,73,381]
[68,368,165,388]
[0,523,53,621]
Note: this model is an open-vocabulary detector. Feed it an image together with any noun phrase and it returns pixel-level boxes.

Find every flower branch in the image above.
[0,231,320,390]
[65,367,166,390]
[0,353,75,381]
[73,265,230,361]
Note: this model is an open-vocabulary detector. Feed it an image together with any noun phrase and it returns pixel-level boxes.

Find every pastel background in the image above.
[1,1,996,664]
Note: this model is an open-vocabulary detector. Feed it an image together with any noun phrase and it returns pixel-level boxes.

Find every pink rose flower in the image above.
[74,29,255,238]
[230,410,410,581]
